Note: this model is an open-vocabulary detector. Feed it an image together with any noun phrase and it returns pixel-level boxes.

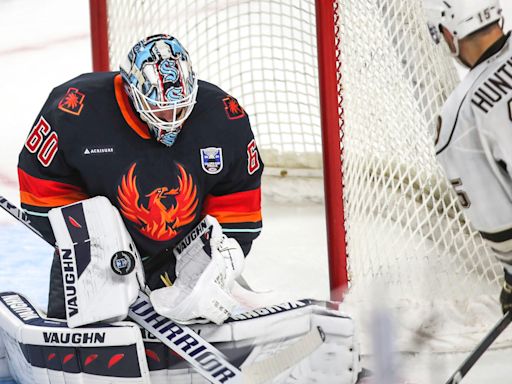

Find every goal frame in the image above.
[88,0,348,300]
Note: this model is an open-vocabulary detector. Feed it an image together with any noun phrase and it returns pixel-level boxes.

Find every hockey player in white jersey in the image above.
[426,0,512,313]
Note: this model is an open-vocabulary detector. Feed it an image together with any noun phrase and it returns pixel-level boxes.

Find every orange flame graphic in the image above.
[117,163,198,241]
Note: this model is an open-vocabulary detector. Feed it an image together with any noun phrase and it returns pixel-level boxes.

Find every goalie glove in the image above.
[150,215,244,325]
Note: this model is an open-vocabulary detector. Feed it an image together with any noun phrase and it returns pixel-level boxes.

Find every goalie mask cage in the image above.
[90,0,510,353]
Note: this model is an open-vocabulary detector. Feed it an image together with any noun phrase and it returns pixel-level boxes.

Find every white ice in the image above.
[1,1,512,383]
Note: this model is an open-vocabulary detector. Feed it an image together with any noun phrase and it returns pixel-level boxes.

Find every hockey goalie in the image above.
[2,33,363,383]
[0,197,363,383]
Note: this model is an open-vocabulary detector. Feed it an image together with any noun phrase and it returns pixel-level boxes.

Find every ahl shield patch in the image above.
[200,147,223,175]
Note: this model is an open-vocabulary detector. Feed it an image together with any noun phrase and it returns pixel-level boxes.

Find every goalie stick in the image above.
[444,310,512,384]
[0,195,43,238]
[0,194,325,384]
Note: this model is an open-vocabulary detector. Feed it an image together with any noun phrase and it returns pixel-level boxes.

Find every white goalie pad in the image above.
[0,292,359,384]
[48,196,145,328]
[0,328,9,380]
[139,298,360,384]
[0,291,150,384]
[231,300,359,384]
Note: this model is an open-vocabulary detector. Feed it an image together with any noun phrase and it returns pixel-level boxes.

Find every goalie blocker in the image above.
[0,291,360,384]
[47,196,146,328]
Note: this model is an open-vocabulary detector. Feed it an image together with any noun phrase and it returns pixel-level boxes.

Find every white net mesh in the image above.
[338,0,501,299]
[105,0,322,169]
[336,0,507,352]
[100,0,508,352]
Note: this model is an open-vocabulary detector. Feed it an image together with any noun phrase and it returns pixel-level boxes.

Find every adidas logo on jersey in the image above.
[83,146,114,155]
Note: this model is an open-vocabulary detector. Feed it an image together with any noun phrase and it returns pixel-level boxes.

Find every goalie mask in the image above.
[424,0,503,56]
[120,34,198,147]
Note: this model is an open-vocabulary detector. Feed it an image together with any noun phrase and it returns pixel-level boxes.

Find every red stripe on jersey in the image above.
[206,210,262,224]
[18,168,89,207]
[114,75,151,139]
[202,188,262,223]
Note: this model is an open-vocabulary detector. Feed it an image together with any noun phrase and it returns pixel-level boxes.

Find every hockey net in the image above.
[90,0,509,353]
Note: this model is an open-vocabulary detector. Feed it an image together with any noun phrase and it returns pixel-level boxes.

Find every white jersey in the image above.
[435,33,512,258]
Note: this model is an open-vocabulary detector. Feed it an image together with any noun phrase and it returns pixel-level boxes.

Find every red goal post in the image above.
[314,0,347,300]
[89,0,110,72]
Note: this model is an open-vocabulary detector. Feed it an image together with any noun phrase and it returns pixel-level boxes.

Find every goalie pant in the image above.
[0,291,360,384]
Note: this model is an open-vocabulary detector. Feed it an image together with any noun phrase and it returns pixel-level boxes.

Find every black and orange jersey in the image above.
[18,72,263,263]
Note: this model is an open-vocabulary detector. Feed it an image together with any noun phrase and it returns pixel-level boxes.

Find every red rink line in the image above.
[0,33,89,57]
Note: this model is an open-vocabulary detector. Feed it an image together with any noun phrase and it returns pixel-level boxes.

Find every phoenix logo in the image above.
[117,163,199,241]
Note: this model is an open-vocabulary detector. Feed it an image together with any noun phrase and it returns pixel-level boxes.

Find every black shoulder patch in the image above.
[222,95,246,120]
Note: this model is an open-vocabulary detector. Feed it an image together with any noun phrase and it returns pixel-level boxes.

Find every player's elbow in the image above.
[480,229,512,265]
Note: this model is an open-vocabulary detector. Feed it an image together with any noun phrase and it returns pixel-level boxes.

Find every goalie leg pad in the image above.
[48,196,145,328]
[234,301,359,384]
[0,291,150,383]
[141,299,360,384]
[0,328,11,380]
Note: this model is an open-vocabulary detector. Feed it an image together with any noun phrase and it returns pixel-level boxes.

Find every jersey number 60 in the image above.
[25,116,59,167]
